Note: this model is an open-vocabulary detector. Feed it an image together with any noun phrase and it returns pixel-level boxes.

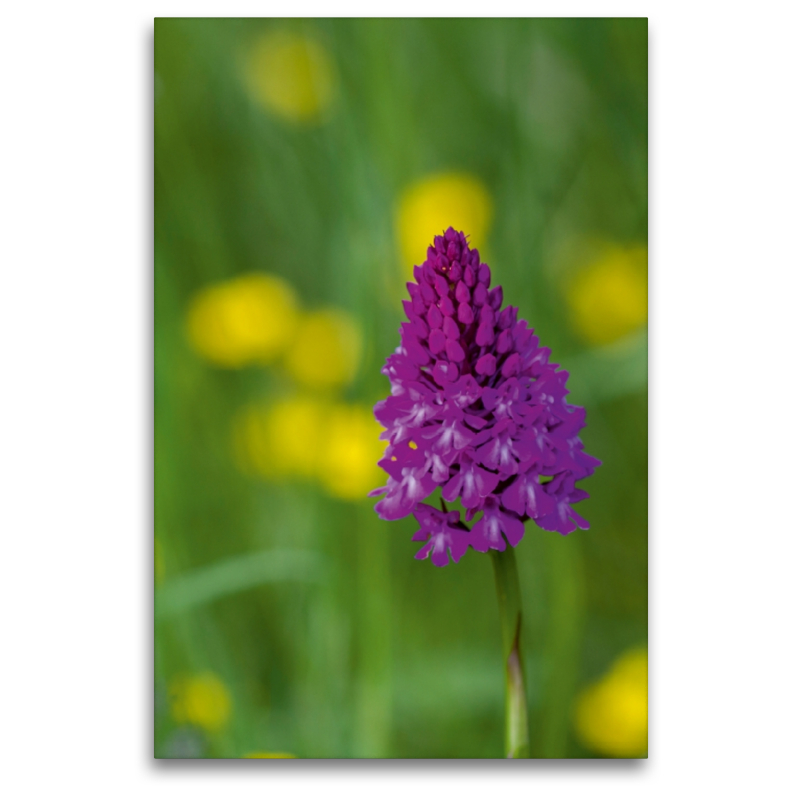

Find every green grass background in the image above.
[154,17,647,758]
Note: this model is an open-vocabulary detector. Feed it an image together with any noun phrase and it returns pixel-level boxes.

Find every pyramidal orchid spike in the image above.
[370,227,600,566]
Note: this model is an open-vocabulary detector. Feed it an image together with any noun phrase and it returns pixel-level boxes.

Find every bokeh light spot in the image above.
[233,397,385,500]
[186,273,298,368]
[169,672,232,734]
[573,647,648,757]
[566,245,648,345]
[284,309,362,390]
[396,173,492,272]
[244,29,337,123]
[234,397,327,480]
[319,405,386,500]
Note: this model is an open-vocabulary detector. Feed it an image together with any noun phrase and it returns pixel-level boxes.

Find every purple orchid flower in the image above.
[371,228,600,565]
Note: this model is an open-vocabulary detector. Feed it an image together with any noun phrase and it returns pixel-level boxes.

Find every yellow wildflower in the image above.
[284,309,362,390]
[186,273,298,368]
[233,397,327,480]
[318,404,386,500]
[244,29,336,123]
[233,396,385,500]
[574,647,648,757]
[566,245,648,345]
[396,173,492,271]
[244,752,297,758]
[170,672,232,734]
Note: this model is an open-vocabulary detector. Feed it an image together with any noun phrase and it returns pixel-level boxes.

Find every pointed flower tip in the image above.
[374,230,599,564]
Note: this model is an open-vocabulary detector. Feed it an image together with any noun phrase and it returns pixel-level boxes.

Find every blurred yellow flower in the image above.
[574,647,648,757]
[396,172,492,271]
[244,751,297,758]
[233,396,385,500]
[284,309,362,390]
[186,273,298,368]
[244,29,336,123]
[566,245,648,346]
[170,672,232,734]
[233,397,327,480]
[318,405,386,500]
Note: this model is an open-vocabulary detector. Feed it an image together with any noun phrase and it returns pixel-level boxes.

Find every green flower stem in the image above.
[490,545,530,759]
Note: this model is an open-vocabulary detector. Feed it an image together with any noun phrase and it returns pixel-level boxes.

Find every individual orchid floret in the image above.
[411,503,471,567]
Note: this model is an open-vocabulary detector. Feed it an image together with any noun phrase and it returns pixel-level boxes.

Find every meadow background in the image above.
[154,17,647,759]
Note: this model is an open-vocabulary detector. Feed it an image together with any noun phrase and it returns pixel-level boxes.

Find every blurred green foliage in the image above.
[155,17,647,758]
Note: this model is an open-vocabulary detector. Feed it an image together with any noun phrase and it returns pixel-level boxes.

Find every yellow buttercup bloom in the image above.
[170,672,232,734]
[567,245,648,345]
[574,647,648,757]
[244,29,336,123]
[318,405,386,500]
[233,397,327,480]
[186,273,298,368]
[396,173,492,271]
[244,752,297,758]
[284,309,362,390]
[233,397,384,500]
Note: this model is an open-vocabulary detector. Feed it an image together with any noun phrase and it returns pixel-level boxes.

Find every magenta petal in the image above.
[445,339,466,362]
[448,532,469,563]
[475,466,500,497]
[498,305,517,329]
[414,541,434,560]
[432,360,456,386]
[457,302,474,324]
[472,514,506,552]
[500,477,525,515]
[479,305,495,326]
[463,413,488,429]
[443,316,460,340]
[496,329,513,354]
[430,542,450,567]
[374,493,410,521]
[404,338,430,365]
[419,281,435,304]
[439,295,455,316]
[569,509,590,530]
[442,471,462,503]
[501,352,521,377]
[429,328,446,354]
[411,527,429,542]
[458,470,482,507]
[476,322,495,347]
[501,510,525,547]
[468,518,490,552]
[426,304,443,330]
[475,353,496,375]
